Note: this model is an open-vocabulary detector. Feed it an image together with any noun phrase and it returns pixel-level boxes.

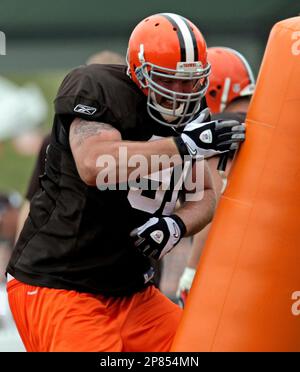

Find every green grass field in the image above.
[0,71,66,195]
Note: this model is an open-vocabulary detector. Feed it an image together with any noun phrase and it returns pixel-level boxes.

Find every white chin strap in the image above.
[150,92,185,123]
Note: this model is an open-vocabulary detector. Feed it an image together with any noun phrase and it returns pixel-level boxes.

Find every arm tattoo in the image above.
[71,119,114,146]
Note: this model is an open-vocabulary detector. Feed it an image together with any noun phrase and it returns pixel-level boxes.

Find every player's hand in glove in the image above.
[130,215,186,261]
[176,267,196,308]
[174,117,245,159]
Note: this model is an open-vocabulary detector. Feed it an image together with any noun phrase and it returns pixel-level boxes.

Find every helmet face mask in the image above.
[140,60,210,127]
[127,13,210,128]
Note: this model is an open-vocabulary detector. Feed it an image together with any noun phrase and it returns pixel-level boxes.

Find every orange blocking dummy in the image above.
[171,17,300,352]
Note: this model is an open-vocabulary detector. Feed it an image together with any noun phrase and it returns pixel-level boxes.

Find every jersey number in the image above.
[127,168,180,215]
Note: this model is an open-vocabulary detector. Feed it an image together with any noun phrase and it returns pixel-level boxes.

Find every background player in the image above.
[177,46,255,307]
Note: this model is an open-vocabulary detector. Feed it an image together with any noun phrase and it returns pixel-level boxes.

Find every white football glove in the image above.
[174,115,245,159]
[130,215,186,261]
[176,267,196,308]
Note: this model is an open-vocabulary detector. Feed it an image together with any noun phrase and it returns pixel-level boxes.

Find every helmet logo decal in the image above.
[200,129,213,144]
[150,230,164,244]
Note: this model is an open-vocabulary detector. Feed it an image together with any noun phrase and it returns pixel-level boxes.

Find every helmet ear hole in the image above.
[209,89,217,98]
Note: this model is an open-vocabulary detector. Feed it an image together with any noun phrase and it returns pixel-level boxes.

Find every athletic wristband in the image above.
[173,136,190,160]
[170,214,187,237]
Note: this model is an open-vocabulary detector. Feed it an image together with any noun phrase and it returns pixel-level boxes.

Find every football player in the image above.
[7,15,245,351]
[15,49,163,288]
[176,46,255,307]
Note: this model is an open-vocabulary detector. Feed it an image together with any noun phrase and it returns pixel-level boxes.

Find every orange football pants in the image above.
[7,279,182,352]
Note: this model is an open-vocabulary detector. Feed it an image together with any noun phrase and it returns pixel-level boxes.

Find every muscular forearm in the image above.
[70,118,185,186]
[85,137,181,186]
[175,189,216,236]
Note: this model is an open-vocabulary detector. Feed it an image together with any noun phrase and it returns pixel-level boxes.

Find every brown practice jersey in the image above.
[26,134,51,201]
[7,64,208,296]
